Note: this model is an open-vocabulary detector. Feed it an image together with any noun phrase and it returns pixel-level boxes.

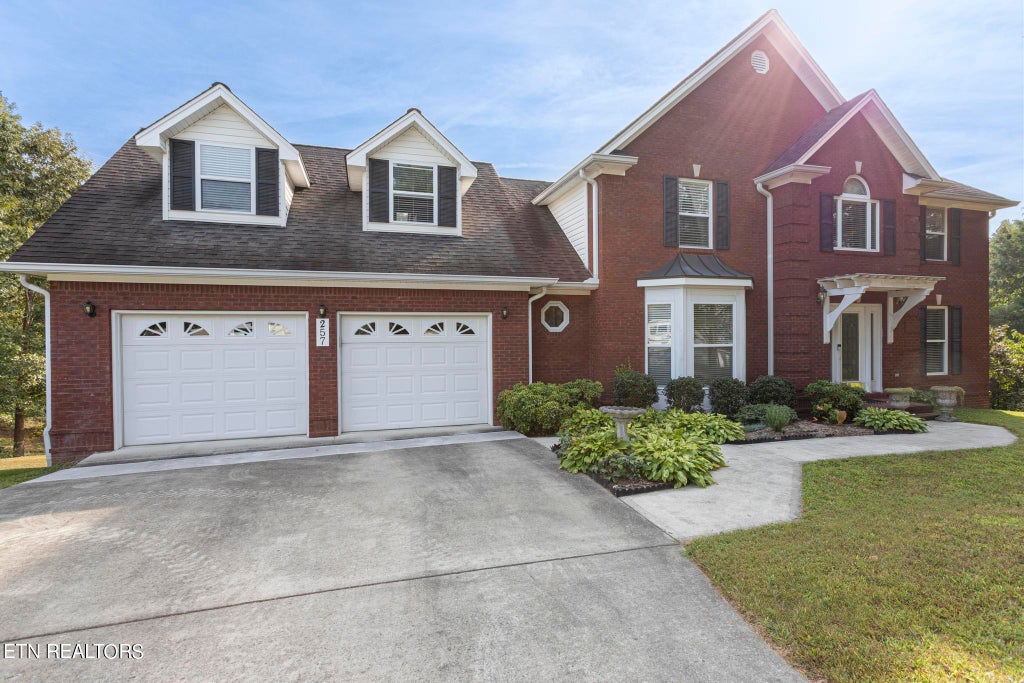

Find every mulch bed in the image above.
[736,420,873,444]
[587,473,675,497]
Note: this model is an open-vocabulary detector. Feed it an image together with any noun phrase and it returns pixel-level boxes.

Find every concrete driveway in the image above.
[0,437,800,681]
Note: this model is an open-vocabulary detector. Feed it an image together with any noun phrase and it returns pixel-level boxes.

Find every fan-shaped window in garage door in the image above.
[228,322,254,337]
[455,321,476,336]
[140,321,167,337]
[388,322,410,336]
[354,321,376,336]
[184,321,211,337]
[268,321,293,336]
[424,321,446,336]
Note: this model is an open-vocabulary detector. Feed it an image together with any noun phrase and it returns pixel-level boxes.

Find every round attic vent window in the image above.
[751,50,770,74]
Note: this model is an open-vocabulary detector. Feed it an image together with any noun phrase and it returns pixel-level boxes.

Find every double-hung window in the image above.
[677,179,713,248]
[925,306,948,375]
[198,143,254,213]
[692,303,734,384]
[924,207,947,261]
[835,176,879,251]
[392,163,436,224]
[646,304,672,387]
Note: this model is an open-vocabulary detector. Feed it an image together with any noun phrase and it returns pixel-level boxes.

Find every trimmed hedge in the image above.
[612,365,658,408]
[708,377,748,418]
[747,375,797,408]
[496,379,602,436]
[665,377,706,412]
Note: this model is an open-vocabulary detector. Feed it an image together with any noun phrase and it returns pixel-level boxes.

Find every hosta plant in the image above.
[629,427,724,488]
[559,429,625,473]
[853,407,928,433]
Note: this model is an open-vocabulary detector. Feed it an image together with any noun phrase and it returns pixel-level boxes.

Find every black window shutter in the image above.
[255,148,279,216]
[919,205,927,262]
[950,305,962,374]
[169,139,195,211]
[920,307,929,375]
[819,193,835,252]
[663,176,679,247]
[437,165,457,227]
[882,199,897,255]
[369,158,389,223]
[714,181,730,250]
[949,208,962,265]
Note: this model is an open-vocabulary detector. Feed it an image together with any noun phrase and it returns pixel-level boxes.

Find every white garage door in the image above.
[120,314,308,446]
[340,315,490,431]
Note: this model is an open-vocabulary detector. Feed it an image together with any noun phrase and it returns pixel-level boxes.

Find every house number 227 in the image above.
[316,318,330,347]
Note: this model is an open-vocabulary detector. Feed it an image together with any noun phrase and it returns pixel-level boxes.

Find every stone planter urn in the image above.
[599,406,647,442]
[884,388,914,410]
[930,386,964,422]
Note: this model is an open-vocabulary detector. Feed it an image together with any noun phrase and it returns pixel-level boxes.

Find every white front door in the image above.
[119,314,308,446]
[830,304,882,392]
[339,314,491,432]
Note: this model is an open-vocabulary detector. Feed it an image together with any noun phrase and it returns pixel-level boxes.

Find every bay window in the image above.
[646,303,672,386]
[692,303,734,384]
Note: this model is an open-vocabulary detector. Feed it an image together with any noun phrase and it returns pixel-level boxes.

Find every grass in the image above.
[687,408,1024,682]
[0,461,70,489]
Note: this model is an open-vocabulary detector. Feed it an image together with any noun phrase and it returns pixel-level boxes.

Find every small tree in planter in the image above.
[930,386,965,422]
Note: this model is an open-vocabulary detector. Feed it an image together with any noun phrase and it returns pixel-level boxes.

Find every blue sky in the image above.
[2,0,1022,226]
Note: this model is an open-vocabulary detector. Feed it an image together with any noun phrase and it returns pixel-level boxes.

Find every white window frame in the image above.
[926,306,949,376]
[924,206,948,262]
[645,301,673,388]
[690,300,736,385]
[835,175,879,253]
[390,162,438,227]
[540,300,570,333]
[196,141,256,215]
[677,178,714,249]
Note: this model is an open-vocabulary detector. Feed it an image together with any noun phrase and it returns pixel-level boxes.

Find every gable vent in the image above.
[750,50,770,75]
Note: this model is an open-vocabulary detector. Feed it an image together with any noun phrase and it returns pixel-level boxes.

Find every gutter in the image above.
[580,170,599,279]
[527,287,548,383]
[18,276,51,464]
[755,182,774,376]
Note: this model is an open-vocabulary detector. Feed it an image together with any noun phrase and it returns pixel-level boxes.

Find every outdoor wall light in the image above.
[816,287,827,305]
[82,301,96,317]
[500,306,509,320]
[318,304,328,318]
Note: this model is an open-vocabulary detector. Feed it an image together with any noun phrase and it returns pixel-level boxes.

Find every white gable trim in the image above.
[346,109,477,194]
[596,10,844,155]
[135,83,310,188]
[532,153,638,206]
[792,91,938,180]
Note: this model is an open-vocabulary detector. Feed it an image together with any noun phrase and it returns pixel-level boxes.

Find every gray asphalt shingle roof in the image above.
[9,141,593,282]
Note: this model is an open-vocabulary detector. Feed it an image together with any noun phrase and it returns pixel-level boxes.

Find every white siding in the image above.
[374,126,455,166]
[177,105,273,148]
[548,183,589,266]
[284,175,295,215]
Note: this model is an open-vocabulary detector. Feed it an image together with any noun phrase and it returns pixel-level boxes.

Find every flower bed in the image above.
[738,421,873,443]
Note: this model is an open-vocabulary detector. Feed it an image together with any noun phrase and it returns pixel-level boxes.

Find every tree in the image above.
[0,94,91,456]
[990,325,1024,410]
[990,219,1024,333]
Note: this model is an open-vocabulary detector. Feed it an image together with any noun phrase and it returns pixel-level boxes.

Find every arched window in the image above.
[835,175,879,251]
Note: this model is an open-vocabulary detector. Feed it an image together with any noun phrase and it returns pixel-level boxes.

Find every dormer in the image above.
[134,83,310,227]
[346,109,477,236]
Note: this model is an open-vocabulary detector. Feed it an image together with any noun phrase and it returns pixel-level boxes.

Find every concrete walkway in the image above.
[622,421,1016,541]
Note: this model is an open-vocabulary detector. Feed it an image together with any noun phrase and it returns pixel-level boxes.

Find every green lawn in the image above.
[687,408,1024,682]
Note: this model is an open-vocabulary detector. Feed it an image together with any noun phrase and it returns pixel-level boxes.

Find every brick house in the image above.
[2,10,1014,464]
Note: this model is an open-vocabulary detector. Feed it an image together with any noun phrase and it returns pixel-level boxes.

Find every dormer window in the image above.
[392,163,436,224]
[199,144,254,212]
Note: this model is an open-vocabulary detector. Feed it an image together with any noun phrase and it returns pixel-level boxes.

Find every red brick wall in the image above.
[48,281,528,462]
[590,34,826,394]
[531,294,593,384]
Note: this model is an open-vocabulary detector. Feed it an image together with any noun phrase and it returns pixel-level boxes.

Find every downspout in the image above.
[755,183,774,376]
[580,170,599,278]
[527,287,548,383]
[18,275,51,464]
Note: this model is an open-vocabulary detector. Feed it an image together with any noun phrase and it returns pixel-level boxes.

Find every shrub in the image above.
[559,407,613,438]
[628,409,744,444]
[736,403,796,426]
[747,375,797,407]
[804,380,865,418]
[708,377,748,418]
[559,429,624,473]
[612,364,658,408]
[496,380,603,436]
[990,325,1024,410]
[853,407,928,433]
[763,404,794,432]
[664,377,705,412]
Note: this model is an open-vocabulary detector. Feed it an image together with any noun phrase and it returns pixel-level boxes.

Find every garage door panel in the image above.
[341,315,489,432]
[121,314,307,446]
